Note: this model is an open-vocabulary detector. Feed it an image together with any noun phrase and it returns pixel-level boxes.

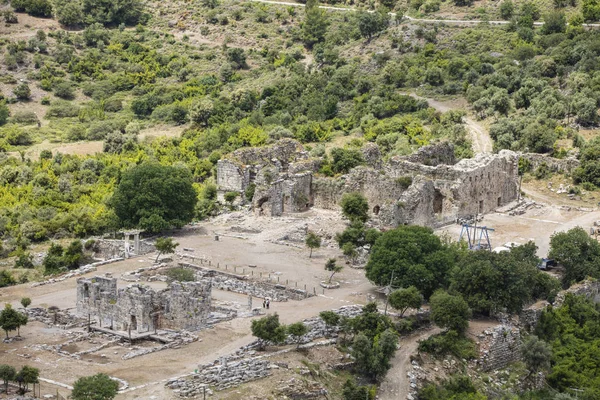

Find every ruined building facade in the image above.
[76,276,211,333]
[216,139,519,227]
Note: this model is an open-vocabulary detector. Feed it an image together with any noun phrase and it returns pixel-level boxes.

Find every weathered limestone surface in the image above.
[216,140,520,227]
[76,276,211,333]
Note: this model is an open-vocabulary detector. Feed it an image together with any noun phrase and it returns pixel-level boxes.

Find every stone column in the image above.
[124,234,130,259]
[134,232,140,255]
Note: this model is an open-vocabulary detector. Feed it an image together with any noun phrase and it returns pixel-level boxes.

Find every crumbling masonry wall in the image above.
[76,276,211,333]
[217,140,519,227]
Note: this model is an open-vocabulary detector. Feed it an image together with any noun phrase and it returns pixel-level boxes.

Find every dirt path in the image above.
[378,327,441,400]
[248,0,600,27]
[407,93,493,154]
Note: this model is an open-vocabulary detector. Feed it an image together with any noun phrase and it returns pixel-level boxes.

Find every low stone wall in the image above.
[167,305,364,396]
[31,259,123,287]
[281,305,362,345]
[178,262,313,302]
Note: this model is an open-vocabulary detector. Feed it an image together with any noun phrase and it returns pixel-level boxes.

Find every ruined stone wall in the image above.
[478,325,522,371]
[93,239,155,260]
[225,138,304,166]
[520,279,600,331]
[405,141,457,166]
[312,167,407,225]
[178,262,313,301]
[216,160,248,192]
[76,276,211,333]
[216,140,520,227]
[521,153,580,174]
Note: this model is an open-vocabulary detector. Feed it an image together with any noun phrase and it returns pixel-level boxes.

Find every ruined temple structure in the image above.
[217,139,519,227]
[76,276,211,333]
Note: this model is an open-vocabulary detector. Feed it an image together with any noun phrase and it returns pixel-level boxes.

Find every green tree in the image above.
[0,304,21,339]
[251,314,287,349]
[20,297,31,309]
[165,267,195,282]
[357,9,390,39]
[342,379,375,400]
[13,83,31,101]
[63,240,83,269]
[287,322,309,348]
[54,81,76,100]
[0,101,9,126]
[0,271,16,288]
[549,227,600,287]
[340,193,369,223]
[450,243,553,315]
[154,237,179,263]
[542,11,566,34]
[25,0,53,17]
[0,364,16,394]
[325,258,343,283]
[305,231,321,258]
[388,286,422,317]
[521,335,552,375]
[351,328,398,382]
[15,365,38,395]
[331,148,364,174]
[81,0,145,26]
[319,310,340,327]
[583,0,600,21]
[53,0,86,26]
[71,373,119,400]
[16,312,27,336]
[429,290,471,334]
[365,226,456,298]
[499,0,514,19]
[111,163,197,233]
[189,98,214,126]
[302,0,328,48]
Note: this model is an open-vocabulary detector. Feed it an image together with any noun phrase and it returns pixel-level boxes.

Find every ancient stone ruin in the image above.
[76,276,212,333]
[217,139,520,227]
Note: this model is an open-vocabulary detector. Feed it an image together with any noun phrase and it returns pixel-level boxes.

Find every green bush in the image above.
[13,83,31,101]
[10,111,38,125]
[166,267,195,282]
[54,82,76,100]
[396,176,413,189]
[47,101,80,118]
[418,331,478,359]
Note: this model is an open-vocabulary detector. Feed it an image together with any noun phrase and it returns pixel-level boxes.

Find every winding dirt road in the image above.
[378,327,441,400]
[249,0,600,28]
[407,93,493,154]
